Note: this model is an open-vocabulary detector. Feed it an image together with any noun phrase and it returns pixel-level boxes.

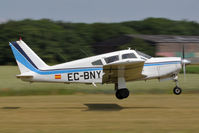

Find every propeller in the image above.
[181,44,191,77]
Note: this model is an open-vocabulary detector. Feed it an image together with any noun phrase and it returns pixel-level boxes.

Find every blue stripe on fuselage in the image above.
[144,61,181,66]
[10,42,181,75]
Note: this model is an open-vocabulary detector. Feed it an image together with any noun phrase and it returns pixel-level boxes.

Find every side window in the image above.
[122,53,137,59]
[104,55,119,64]
[92,60,103,65]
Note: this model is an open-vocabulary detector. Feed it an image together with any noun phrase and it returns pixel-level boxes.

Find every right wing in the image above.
[102,59,146,83]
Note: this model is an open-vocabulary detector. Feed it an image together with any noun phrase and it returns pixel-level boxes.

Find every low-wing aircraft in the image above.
[9,39,190,99]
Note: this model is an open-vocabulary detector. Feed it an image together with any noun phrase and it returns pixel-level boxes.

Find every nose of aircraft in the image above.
[181,59,191,64]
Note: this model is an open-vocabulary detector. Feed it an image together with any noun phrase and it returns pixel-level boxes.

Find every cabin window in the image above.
[92,60,103,65]
[122,53,137,59]
[104,55,119,64]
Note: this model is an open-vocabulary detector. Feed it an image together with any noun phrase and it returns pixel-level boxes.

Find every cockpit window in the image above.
[136,50,152,59]
[104,55,119,64]
[92,59,103,65]
[122,53,137,59]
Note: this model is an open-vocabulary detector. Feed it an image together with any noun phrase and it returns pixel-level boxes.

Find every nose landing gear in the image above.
[173,75,182,95]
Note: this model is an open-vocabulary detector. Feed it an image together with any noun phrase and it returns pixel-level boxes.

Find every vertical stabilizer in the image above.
[9,40,48,74]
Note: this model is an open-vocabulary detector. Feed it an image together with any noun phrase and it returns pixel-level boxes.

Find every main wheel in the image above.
[115,88,129,99]
[173,86,182,95]
[116,91,123,99]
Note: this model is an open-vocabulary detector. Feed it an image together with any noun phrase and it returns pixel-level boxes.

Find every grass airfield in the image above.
[0,94,199,133]
[0,66,199,133]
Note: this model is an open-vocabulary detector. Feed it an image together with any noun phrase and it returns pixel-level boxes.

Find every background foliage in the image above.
[1,18,199,65]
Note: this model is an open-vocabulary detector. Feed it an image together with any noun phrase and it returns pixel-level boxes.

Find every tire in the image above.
[116,91,123,99]
[173,86,182,95]
[115,88,129,99]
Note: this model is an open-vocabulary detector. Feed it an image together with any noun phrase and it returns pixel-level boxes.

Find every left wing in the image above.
[102,59,146,83]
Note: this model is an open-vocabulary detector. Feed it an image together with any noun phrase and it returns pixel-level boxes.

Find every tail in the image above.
[9,39,48,74]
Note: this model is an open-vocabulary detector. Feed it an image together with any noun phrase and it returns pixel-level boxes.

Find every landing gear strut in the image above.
[173,75,182,95]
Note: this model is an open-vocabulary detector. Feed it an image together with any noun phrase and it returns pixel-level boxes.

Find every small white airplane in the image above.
[9,39,190,99]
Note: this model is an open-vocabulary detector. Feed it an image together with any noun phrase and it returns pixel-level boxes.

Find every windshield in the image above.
[136,50,152,59]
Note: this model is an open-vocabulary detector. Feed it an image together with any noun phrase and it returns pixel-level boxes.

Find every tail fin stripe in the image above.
[10,42,39,73]
[11,41,38,69]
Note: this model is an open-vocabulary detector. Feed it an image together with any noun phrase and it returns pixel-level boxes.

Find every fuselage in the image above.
[24,50,182,83]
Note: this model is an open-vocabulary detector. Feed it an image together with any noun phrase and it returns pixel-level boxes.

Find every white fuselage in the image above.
[24,50,182,83]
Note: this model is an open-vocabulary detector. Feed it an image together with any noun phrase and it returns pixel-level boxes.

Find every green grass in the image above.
[0,66,199,96]
[180,65,199,74]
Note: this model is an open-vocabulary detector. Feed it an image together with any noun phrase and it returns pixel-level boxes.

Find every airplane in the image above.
[9,39,190,99]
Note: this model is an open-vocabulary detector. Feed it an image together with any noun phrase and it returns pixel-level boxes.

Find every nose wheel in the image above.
[173,86,182,95]
[173,75,182,95]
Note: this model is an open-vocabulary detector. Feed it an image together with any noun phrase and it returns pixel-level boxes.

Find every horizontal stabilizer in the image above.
[16,74,33,79]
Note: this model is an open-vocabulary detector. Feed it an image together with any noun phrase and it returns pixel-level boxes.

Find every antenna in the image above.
[79,49,89,57]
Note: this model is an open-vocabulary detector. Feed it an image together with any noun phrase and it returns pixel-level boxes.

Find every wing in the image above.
[102,60,146,83]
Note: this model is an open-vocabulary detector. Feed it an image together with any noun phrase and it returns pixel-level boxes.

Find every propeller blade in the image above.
[182,44,185,59]
[183,61,186,78]
[182,44,186,78]
[181,44,191,79]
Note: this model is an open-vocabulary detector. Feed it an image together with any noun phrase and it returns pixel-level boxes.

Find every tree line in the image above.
[0,18,199,65]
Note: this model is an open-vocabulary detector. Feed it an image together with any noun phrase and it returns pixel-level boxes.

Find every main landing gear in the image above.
[115,77,130,100]
[173,75,182,95]
[115,88,129,99]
